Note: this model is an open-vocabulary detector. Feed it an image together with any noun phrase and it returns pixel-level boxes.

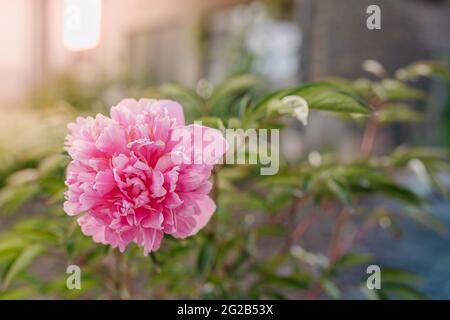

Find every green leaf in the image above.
[252,83,371,122]
[159,82,204,109]
[227,117,242,129]
[381,268,422,284]
[255,273,312,291]
[326,178,352,207]
[1,244,45,289]
[333,166,422,205]
[360,268,424,300]
[325,77,374,98]
[377,103,424,123]
[396,61,450,81]
[381,283,426,300]
[359,284,381,300]
[0,238,27,260]
[37,154,69,175]
[197,241,213,276]
[229,250,250,276]
[375,79,426,101]
[208,74,259,108]
[389,147,450,167]
[10,218,61,242]
[0,286,38,299]
[332,252,373,271]
[0,184,40,214]
[267,191,295,213]
[322,279,341,299]
[287,83,371,114]
[198,117,226,132]
[402,207,446,234]
[6,169,39,186]
[222,192,266,211]
[258,175,300,188]
[262,289,288,300]
[256,224,287,237]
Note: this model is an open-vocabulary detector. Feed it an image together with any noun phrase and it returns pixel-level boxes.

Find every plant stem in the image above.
[360,114,379,157]
[339,218,376,255]
[327,208,351,264]
[209,166,221,238]
[114,250,131,300]
[286,206,320,249]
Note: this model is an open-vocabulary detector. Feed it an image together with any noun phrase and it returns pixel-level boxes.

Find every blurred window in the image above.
[204,2,302,88]
[129,26,189,85]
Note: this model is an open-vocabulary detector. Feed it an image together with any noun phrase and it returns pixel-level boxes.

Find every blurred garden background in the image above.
[0,0,449,299]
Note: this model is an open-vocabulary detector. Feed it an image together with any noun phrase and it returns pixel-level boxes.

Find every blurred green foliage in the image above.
[0,61,449,299]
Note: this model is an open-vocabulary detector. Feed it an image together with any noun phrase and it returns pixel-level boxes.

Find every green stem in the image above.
[114,250,131,300]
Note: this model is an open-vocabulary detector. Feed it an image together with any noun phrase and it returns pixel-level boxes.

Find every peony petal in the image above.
[171,195,215,239]
[138,207,164,229]
[152,100,185,127]
[170,215,197,239]
[78,193,100,211]
[110,98,139,127]
[94,170,115,195]
[141,228,164,255]
[150,170,166,198]
[64,98,222,255]
[164,192,183,209]
[95,125,128,155]
[188,124,228,165]
[64,201,80,216]
[189,195,216,235]
[77,214,107,245]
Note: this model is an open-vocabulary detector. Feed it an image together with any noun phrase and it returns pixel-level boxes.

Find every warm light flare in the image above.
[63,0,101,51]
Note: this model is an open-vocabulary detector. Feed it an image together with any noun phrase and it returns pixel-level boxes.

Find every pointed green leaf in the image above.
[2,244,45,289]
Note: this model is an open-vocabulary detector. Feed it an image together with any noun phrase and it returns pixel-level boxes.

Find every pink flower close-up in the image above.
[64,99,227,255]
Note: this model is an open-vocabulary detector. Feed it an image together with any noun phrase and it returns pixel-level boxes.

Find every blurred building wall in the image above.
[1,0,448,104]
[300,0,450,79]
[43,0,214,84]
[0,0,248,103]
[0,0,42,102]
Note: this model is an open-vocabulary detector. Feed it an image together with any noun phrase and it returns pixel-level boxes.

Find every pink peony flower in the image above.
[64,99,227,255]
